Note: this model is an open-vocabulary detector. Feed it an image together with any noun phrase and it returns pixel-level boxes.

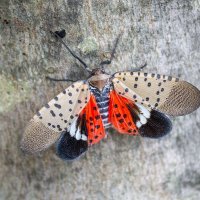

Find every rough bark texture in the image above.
[0,0,200,199]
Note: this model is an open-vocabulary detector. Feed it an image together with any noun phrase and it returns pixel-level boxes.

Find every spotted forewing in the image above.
[21,81,90,153]
[113,72,200,116]
[21,71,200,160]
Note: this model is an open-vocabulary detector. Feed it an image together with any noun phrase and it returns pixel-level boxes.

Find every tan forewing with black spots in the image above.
[113,72,200,116]
[21,81,91,153]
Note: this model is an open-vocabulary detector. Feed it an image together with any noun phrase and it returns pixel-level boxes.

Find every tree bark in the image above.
[0,0,200,199]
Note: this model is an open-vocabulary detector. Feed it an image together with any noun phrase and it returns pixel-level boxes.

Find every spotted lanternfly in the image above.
[21,30,200,161]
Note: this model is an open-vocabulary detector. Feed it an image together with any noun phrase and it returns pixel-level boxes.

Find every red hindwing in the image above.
[81,95,106,145]
[108,91,138,135]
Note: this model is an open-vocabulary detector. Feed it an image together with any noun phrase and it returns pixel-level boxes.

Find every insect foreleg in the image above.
[132,62,147,72]
[46,76,78,82]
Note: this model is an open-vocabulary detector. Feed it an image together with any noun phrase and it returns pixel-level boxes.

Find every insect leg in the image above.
[131,62,147,72]
[46,76,78,82]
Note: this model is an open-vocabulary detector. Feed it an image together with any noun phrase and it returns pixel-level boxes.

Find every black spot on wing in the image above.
[115,113,121,118]
[125,88,129,92]
[95,125,100,129]
[134,84,138,88]
[95,115,100,120]
[50,110,56,117]
[139,110,172,138]
[119,119,124,123]
[54,104,61,109]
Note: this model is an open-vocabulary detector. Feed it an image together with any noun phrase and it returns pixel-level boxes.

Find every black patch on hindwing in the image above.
[56,114,88,160]
[139,110,172,138]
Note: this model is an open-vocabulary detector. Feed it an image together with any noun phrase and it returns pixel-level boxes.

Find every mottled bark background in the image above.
[0,0,200,199]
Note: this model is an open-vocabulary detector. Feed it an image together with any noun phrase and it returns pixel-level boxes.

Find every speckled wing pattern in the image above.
[113,71,200,116]
[21,81,90,154]
[112,71,200,138]
[21,70,200,159]
[56,94,106,160]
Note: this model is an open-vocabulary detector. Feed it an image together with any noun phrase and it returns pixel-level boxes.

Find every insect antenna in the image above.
[50,30,92,72]
[100,32,123,67]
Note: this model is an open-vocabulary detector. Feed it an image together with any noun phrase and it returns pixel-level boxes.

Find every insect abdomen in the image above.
[97,97,110,128]
[89,84,111,128]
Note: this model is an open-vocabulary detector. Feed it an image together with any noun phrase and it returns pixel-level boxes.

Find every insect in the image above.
[21,30,200,161]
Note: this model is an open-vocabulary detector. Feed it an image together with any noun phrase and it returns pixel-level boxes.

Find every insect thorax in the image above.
[88,68,111,91]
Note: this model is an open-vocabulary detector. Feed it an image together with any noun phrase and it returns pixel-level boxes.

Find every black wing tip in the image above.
[56,132,88,161]
[54,29,66,38]
[139,110,173,139]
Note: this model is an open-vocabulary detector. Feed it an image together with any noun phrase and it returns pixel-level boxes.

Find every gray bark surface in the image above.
[0,0,200,199]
